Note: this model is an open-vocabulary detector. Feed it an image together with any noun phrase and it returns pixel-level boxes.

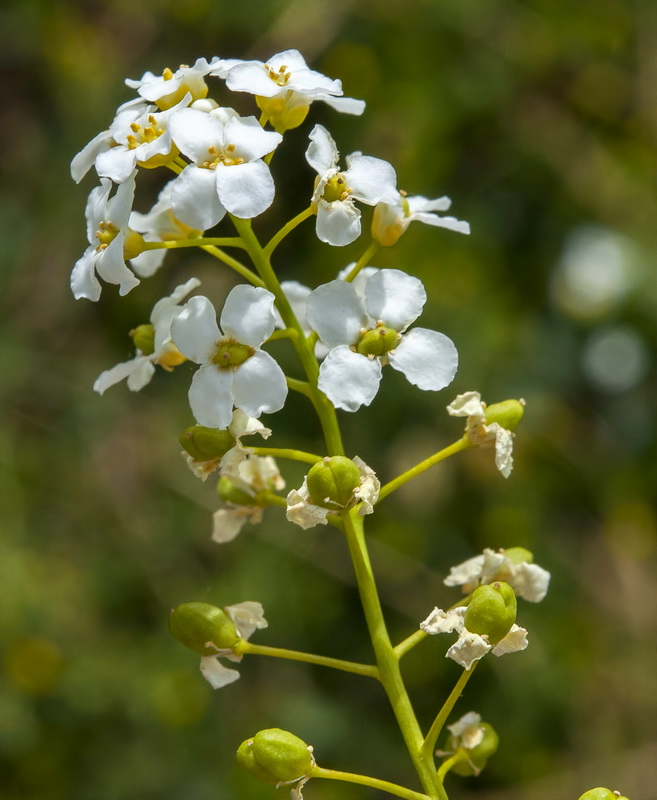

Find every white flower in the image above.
[306,269,458,412]
[170,286,288,429]
[184,408,272,482]
[128,181,203,278]
[444,547,551,603]
[286,456,379,530]
[212,454,285,543]
[200,601,268,689]
[446,712,485,751]
[71,176,140,301]
[168,108,282,229]
[306,124,398,246]
[70,98,147,183]
[420,606,528,670]
[372,192,470,247]
[94,94,190,184]
[216,49,365,116]
[125,58,220,109]
[94,278,200,394]
[446,391,519,477]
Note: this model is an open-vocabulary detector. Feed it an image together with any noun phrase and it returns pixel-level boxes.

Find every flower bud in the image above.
[484,399,525,432]
[306,456,362,510]
[464,582,517,644]
[179,425,236,462]
[168,602,239,655]
[371,202,405,247]
[449,722,499,776]
[217,476,255,506]
[578,791,629,800]
[237,728,314,786]
[131,324,156,355]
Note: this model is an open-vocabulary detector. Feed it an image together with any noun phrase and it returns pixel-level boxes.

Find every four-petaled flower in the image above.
[94,277,200,395]
[71,175,140,301]
[444,547,551,603]
[125,58,220,109]
[420,606,528,671]
[200,601,268,689]
[170,286,288,429]
[306,269,458,412]
[372,192,471,247]
[306,124,399,246]
[168,108,282,229]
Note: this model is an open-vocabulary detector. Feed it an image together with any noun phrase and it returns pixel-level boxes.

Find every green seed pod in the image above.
[578,790,629,800]
[237,728,314,785]
[216,476,255,506]
[168,602,238,655]
[212,341,255,368]
[131,324,156,356]
[484,399,524,431]
[503,547,534,566]
[322,174,348,203]
[356,325,399,357]
[449,723,499,776]
[464,582,517,644]
[179,425,236,462]
[306,456,362,509]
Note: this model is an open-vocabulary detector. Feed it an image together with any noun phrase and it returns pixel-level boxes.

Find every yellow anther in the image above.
[130,122,140,133]
[162,67,174,80]
[208,145,217,155]
[126,134,138,148]
[148,114,156,124]
[226,143,235,153]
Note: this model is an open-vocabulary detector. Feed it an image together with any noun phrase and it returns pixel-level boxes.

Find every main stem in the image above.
[230,216,344,456]
[341,511,445,800]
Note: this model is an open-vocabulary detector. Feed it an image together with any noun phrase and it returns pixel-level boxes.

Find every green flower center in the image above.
[212,340,255,369]
[131,324,155,355]
[356,323,400,357]
[322,174,350,203]
[95,220,119,249]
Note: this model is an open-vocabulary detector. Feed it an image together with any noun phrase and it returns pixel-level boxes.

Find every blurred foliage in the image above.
[0,1,655,799]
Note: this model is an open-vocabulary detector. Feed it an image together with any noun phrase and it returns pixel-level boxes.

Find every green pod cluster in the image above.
[306,456,362,510]
[168,602,238,656]
[237,728,314,785]
[464,582,517,644]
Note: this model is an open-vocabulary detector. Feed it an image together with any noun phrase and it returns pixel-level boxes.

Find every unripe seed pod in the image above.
[503,546,533,566]
[578,790,629,800]
[306,456,362,510]
[168,602,238,655]
[356,326,399,357]
[237,728,314,785]
[464,582,517,644]
[449,723,499,776]
[217,476,255,506]
[131,324,156,355]
[484,399,524,431]
[179,425,236,461]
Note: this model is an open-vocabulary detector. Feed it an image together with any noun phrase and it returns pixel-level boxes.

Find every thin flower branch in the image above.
[312,766,431,800]
[237,641,380,680]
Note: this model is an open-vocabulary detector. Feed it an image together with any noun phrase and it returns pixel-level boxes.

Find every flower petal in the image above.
[168,108,224,163]
[447,630,491,670]
[343,154,398,206]
[443,554,487,588]
[446,391,485,419]
[389,328,458,391]
[188,364,234,429]
[315,200,361,246]
[224,117,282,162]
[412,211,471,235]
[171,295,221,363]
[286,488,330,530]
[420,606,467,635]
[171,166,226,230]
[364,269,426,330]
[306,124,338,176]
[306,280,367,348]
[93,355,153,394]
[318,347,382,412]
[491,625,529,656]
[216,160,275,219]
[231,350,288,418]
[512,563,551,603]
[317,94,366,115]
[220,285,276,346]
[71,248,101,301]
[492,424,514,478]
[199,655,240,689]
[225,601,268,640]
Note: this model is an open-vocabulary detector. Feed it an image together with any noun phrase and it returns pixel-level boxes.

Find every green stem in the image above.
[344,241,380,282]
[249,447,322,465]
[341,511,443,799]
[312,766,430,800]
[263,206,314,258]
[378,438,472,503]
[436,754,460,784]
[266,328,298,343]
[238,642,379,680]
[421,663,477,763]
[253,489,287,509]
[230,216,344,456]
[286,376,313,399]
[201,245,265,287]
[139,237,246,250]
[394,629,428,660]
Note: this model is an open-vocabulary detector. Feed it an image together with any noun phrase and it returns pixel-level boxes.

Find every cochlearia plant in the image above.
[71,50,629,800]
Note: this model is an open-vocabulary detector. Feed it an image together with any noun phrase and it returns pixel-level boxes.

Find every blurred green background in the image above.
[1,0,655,798]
